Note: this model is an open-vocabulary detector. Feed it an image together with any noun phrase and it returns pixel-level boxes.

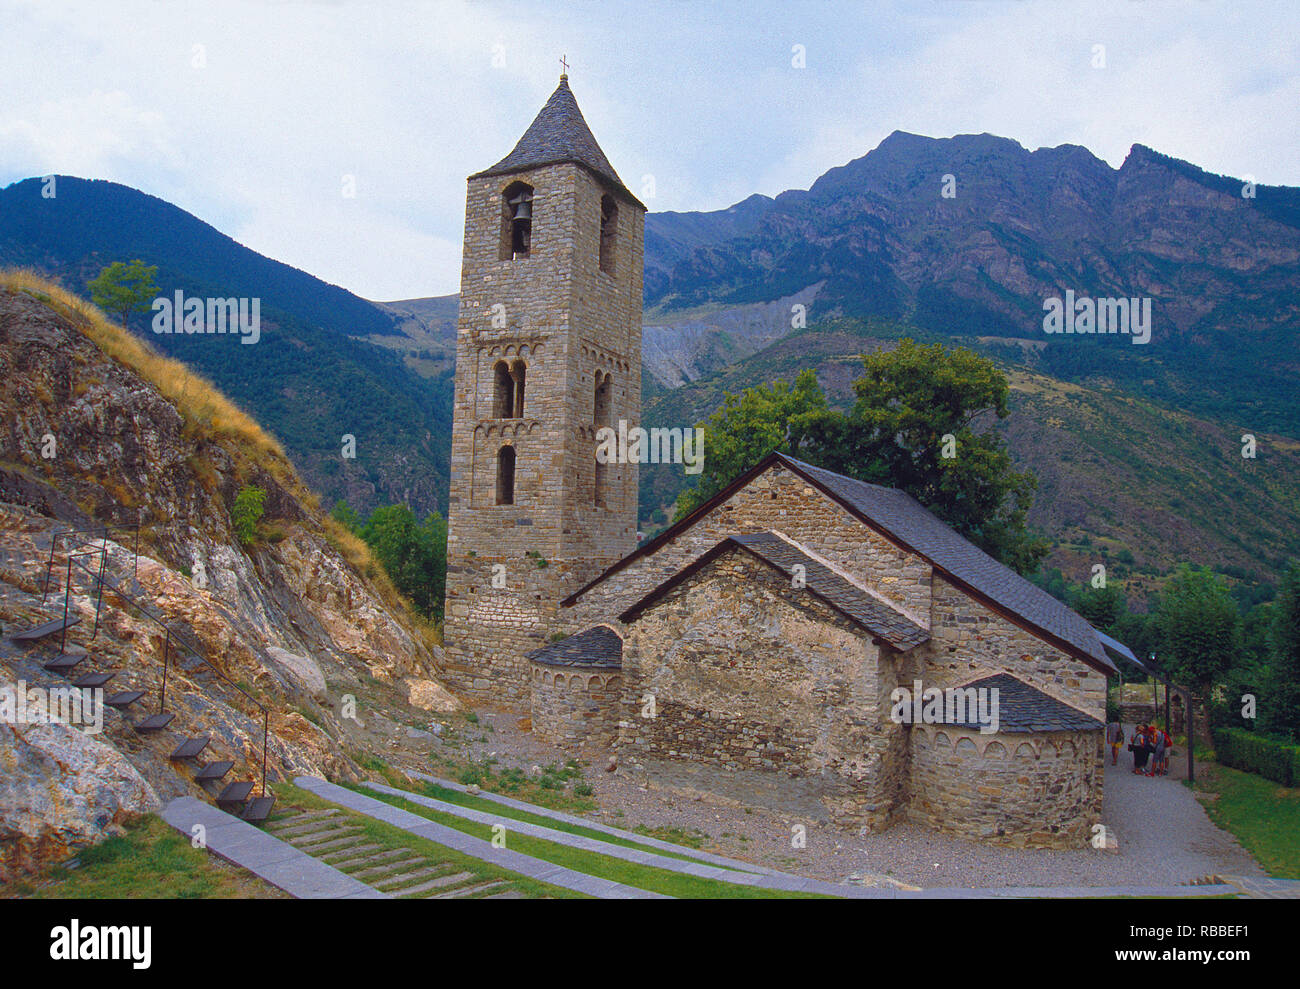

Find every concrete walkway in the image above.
[361,780,773,880]
[160,796,387,899]
[364,778,1238,900]
[294,776,669,899]
[408,770,788,876]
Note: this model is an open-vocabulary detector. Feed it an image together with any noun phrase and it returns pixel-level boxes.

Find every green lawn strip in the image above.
[354,785,828,899]
[1191,763,1300,879]
[399,779,720,866]
[273,782,582,898]
[0,814,284,900]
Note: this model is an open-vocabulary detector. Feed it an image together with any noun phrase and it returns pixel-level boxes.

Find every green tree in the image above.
[674,368,828,517]
[330,499,362,533]
[87,259,159,325]
[231,485,266,546]
[812,338,1045,573]
[1155,564,1241,728]
[360,504,447,619]
[1265,562,1300,740]
[1072,582,1126,634]
[675,339,1047,574]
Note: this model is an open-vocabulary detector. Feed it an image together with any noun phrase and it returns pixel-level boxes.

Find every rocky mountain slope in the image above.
[643,134,1300,438]
[0,277,459,881]
[0,177,452,517]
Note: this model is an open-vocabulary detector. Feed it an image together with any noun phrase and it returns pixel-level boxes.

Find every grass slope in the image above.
[0,815,283,899]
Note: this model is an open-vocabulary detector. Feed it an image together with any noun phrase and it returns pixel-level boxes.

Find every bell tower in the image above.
[442,74,646,704]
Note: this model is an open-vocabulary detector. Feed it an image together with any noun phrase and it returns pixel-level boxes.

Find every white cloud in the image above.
[1,0,1296,298]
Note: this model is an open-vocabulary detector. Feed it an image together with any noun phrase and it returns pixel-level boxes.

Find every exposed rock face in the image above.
[0,288,459,879]
[0,723,161,883]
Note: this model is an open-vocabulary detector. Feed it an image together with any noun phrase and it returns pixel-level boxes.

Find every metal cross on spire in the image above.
[560,54,569,77]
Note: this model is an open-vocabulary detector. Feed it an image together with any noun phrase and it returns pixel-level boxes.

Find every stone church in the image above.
[443,76,1121,848]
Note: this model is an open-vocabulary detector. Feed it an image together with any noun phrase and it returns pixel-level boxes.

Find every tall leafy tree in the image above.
[807,338,1045,572]
[675,339,1046,574]
[1155,565,1241,727]
[360,504,447,619]
[1265,561,1300,739]
[674,369,828,517]
[87,259,159,325]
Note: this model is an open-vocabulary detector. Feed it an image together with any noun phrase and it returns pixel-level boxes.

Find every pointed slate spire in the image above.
[472,76,640,205]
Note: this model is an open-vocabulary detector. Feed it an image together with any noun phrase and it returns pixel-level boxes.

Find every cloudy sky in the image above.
[3,0,1297,300]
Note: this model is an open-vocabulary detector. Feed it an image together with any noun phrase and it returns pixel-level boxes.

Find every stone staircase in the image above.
[263,808,525,899]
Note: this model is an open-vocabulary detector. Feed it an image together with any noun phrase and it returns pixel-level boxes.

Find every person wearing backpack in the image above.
[1130,724,1149,774]
[1151,726,1167,778]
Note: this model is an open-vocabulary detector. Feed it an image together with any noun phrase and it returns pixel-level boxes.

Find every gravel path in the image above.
[412,713,1265,890]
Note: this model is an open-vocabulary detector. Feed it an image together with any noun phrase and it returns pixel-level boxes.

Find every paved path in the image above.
[160,797,387,899]
[1209,876,1300,899]
[1104,726,1265,882]
[408,770,789,876]
[364,777,1236,899]
[294,776,669,899]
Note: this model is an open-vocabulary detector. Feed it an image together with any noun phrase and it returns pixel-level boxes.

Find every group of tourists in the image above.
[1106,721,1173,776]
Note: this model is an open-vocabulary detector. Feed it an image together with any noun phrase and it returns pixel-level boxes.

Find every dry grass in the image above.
[2,269,292,474]
[2,268,436,649]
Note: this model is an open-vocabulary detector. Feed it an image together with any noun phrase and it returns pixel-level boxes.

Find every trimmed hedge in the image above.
[1213,727,1300,786]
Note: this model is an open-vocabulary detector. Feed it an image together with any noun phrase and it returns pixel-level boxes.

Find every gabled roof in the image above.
[940,673,1104,733]
[619,532,930,651]
[526,625,622,669]
[565,451,1118,675]
[471,75,642,207]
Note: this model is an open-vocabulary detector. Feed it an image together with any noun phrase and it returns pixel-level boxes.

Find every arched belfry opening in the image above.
[599,195,618,274]
[496,445,516,505]
[500,182,534,261]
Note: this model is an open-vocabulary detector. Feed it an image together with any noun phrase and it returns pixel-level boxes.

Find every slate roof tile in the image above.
[471,76,640,205]
[526,625,623,669]
[942,673,1104,733]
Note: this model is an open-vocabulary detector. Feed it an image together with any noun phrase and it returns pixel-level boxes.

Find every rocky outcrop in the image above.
[0,723,162,883]
[0,286,460,880]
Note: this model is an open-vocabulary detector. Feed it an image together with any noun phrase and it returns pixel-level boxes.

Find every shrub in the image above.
[1212,727,1300,786]
[231,485,266,546]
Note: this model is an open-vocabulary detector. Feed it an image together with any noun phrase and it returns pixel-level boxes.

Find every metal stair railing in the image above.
[56,540,273,800]
[41,515,141,604]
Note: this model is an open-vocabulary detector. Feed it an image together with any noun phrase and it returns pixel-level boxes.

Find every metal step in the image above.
[194,760,234,782]
[170,736,210,760]
[72,671,116,689]
[216,781,254,809]
[44,653,84,673]
[134,712,175,733]
[241,796,276,823]
[10,616,81,641]
[104,690,145,709]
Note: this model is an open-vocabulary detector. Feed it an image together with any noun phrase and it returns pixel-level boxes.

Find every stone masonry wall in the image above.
[530,663,622,749]
[444,158,645,705]
[567,462,934,634]
[618,549,908,830]
[921,574,1108,721]
[908,724,1104,848]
